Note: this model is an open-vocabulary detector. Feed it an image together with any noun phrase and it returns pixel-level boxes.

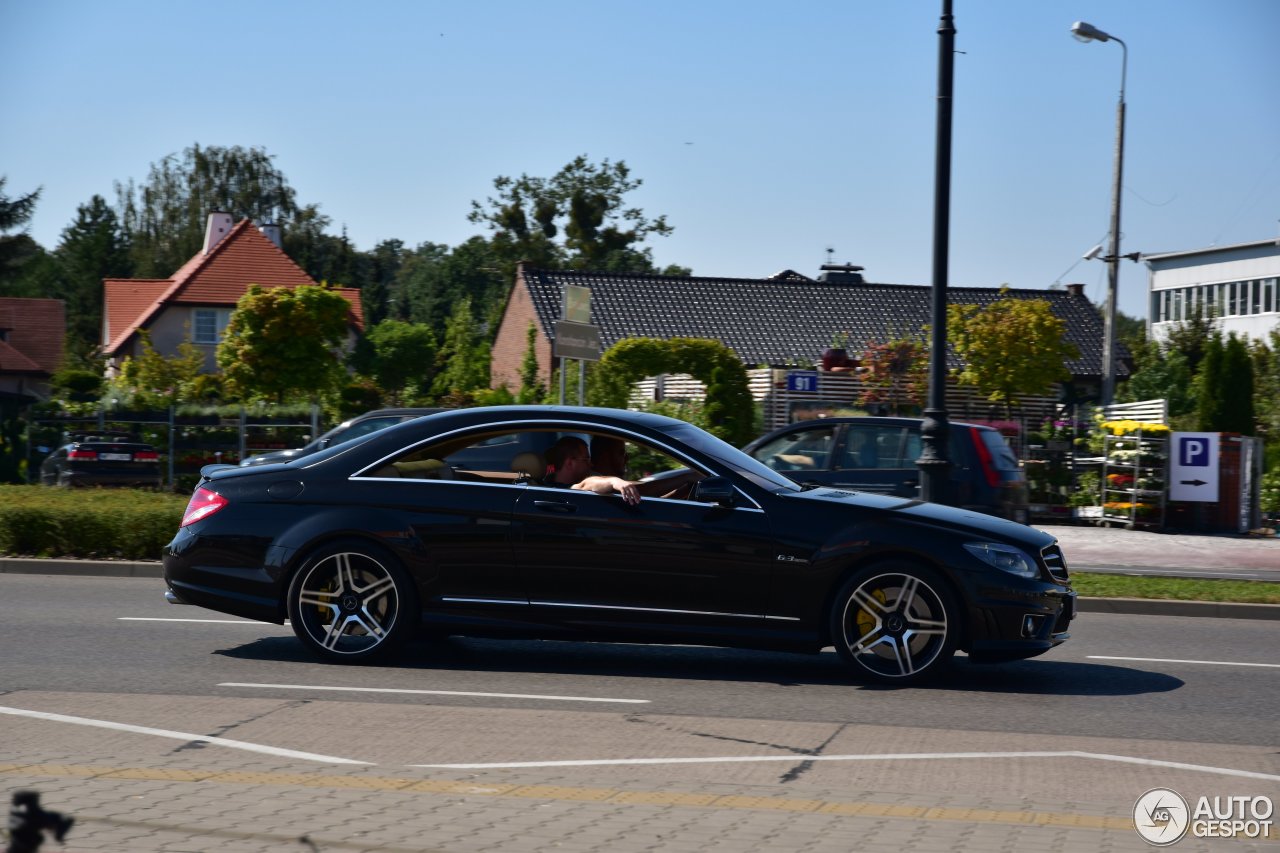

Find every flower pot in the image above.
[821,348,850,371]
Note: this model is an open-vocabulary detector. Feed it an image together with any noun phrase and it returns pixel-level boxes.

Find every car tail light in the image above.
[180,487,228,527]
[967,428,1001,488]
[134,451,159,461]
[67,449,97,460]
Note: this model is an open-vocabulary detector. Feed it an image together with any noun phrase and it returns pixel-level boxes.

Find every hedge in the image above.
[0,486,187,560]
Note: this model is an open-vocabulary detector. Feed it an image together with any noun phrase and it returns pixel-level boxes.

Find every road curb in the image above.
[1074,596,1280,620]
[4,557,1279,620]
[0,556,164,578]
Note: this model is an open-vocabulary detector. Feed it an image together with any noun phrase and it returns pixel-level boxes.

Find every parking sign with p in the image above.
[1170,431,1219,502]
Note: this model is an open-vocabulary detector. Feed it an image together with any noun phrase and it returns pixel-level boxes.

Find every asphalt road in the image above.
[3,574,1278,852]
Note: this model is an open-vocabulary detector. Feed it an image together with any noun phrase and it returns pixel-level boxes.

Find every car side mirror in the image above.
[692,476,735,507]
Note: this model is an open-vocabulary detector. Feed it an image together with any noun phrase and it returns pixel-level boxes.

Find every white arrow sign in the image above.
[1169,432,1219,502]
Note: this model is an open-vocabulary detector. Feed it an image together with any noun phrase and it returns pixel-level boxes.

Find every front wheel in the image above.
[286,540,417,662]
[829,562,958,683]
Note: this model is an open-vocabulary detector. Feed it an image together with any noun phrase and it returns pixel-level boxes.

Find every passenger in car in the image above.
[542,436,641,505]
[589,435,628,477]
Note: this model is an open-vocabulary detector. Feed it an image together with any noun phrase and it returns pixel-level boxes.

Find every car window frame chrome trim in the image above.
[347,418,763,511]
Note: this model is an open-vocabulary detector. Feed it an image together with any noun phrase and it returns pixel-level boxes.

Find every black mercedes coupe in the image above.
[163,406,1075,683]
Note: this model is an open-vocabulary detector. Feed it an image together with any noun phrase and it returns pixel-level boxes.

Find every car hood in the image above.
[785,486,1055,549]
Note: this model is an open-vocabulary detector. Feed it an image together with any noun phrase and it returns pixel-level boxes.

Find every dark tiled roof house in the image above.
[0,297,65,403]
[491,264,1125,401]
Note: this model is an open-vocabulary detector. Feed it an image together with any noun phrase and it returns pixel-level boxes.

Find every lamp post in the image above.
[917,0,955,505]
[1071,20,1127,407]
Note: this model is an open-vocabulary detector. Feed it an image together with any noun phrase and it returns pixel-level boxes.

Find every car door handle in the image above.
[533,500,576,513]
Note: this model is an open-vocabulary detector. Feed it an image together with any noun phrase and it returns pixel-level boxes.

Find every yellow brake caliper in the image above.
[856,587,888,640]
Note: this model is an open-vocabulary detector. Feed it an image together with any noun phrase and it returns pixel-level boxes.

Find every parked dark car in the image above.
[743,417,1030,524]
[164,406,1074,683]
[239,407,445,466]
[39,432,162,488]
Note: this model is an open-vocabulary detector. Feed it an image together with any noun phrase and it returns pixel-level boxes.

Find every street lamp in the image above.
[1071,20,1127,406]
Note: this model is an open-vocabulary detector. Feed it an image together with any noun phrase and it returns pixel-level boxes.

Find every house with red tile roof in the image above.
[0,297,65,402]
[102,213,365,375]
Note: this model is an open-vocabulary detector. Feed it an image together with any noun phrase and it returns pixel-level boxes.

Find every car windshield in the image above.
[661,424,802,492]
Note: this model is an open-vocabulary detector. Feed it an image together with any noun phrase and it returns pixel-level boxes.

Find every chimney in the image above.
[259,222,282,249]
[1065,282,1086,298]
[203,212,234,254]
[817,263,865,285]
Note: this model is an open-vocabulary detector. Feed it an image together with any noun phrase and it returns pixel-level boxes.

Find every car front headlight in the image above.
[963,542,1039,578]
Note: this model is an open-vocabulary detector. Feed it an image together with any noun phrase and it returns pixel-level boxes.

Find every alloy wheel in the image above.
[291,550,402,657]
[835,569,955,681]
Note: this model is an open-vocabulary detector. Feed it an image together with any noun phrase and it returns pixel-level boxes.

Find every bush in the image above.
[0,485,186,560]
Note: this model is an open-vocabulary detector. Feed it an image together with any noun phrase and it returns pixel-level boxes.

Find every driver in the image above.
[542,436,642,506]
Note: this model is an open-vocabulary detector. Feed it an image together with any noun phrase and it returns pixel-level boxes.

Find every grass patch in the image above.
[1072,571,1280,604]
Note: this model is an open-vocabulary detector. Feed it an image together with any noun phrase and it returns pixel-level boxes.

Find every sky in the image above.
[3,0,1278,322]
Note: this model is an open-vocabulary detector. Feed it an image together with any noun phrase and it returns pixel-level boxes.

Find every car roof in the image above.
[763,416,994,431]
[352,407,448,419]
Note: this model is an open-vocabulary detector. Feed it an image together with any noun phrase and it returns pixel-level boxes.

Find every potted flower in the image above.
[822,332,851,370]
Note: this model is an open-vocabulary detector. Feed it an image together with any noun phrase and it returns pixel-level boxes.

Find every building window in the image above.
[1264,278,1276,314]
[192,309,230,344]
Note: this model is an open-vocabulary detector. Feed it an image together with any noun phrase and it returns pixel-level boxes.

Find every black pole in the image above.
[918,0,955,504]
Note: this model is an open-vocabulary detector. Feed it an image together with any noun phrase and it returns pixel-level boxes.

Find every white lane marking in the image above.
[411,750,1280,781]
[118,617,287,625]
[0,705,368,765]
[220,682,650,705]
[1088,655,1280,669]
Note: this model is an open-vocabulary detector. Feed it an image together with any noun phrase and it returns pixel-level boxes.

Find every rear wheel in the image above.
[829,562,958,683]
[286,540,417,662]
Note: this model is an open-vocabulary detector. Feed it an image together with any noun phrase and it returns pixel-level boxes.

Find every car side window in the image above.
[335,417,402,445]
[749,426,837,472]
[840,426,913,469]
[358,429,563,485]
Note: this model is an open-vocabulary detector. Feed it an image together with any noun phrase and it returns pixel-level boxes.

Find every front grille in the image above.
[1040,544,1070,583]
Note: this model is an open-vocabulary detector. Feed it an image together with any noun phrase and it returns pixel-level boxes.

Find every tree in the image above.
[363,238,406,325]
[1219,332,1255,435]
[217,284,352,403]
[516,322,547,404]
[948,294,1079,415]
[1118,339,1195,420]
[1163,306,1218,376]
[116,143,311,277]
[54,195,133,357]
[1251,332,1280,470]
[588,337,754,446]
[469,155,674,278]
[359,319,436,404]
[431,296,490,399]
[1194,332,1225,431]
[400,237,505,333]
[857,336,928,415]
[0,177,42,289]
[117,329,206,409]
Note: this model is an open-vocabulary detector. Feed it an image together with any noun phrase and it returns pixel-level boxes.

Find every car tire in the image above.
[286,539,418,663]
[829,561,958,684]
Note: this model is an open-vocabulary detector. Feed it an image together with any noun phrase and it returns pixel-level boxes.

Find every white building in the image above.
[1146,237,1280,343]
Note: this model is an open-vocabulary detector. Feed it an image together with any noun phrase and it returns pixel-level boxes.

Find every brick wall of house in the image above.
[490,274,552,391]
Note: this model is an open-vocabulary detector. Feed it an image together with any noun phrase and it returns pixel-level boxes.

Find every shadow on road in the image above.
[214,635,1183,697]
